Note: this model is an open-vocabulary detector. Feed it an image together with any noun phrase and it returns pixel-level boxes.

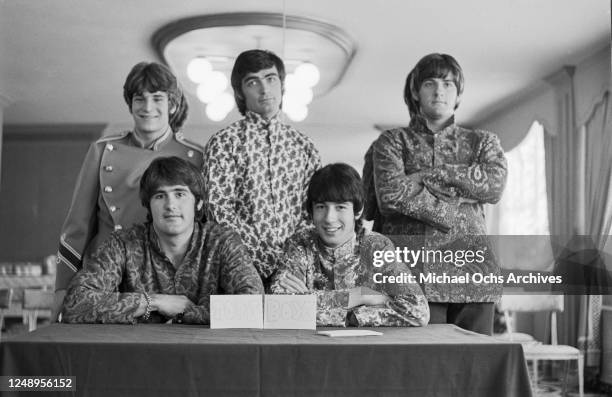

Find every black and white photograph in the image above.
[0,1,610,396]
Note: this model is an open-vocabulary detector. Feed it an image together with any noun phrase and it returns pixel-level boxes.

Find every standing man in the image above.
[203,49,321,287]
[366,53,507,335]
[62,157,263,324]
[55,62,204,316]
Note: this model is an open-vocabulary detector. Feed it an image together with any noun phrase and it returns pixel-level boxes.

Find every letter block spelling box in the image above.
[210,295,263,329]
[263,295,316,330]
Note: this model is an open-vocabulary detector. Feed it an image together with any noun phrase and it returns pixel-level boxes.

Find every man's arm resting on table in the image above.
[111,293,190,319]
[348,286,390,308]
[149,294,191,318]
[277,274,389,309]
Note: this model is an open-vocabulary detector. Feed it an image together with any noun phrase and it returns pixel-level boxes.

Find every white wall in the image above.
[475,45,611,150]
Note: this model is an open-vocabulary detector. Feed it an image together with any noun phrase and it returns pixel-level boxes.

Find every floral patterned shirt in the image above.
[202,111,321,281]
[270,227,429,327]
[367,115,507,303]
[62,222,264,324]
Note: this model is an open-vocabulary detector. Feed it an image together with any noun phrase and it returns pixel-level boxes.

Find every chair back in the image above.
[498,294,564,313]
[0,289,12,309]
[498,294,564,344]
[23,289,54,310]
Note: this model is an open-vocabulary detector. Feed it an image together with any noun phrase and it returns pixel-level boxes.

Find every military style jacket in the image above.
[56,129,204,291]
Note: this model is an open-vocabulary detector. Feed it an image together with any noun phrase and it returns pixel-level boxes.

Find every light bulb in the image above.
[186,57,212,83]
[205,91,234,121]
[283,102,308,122]
[285,86,313,105]
[294,62,320,88]
[195,71,228,103]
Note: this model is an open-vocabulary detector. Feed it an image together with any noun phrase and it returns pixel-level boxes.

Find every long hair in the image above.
[403,53,464,118]
[307,163,364,217]
[230,50,285,115]
[139,156,204,221]
[123,62,188,132]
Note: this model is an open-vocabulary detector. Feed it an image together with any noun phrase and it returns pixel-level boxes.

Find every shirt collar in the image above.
[245,110,282,129]
[130,125,172,150]
[316,231,359,260]
[410,114,456,136]
[147,221,202,265]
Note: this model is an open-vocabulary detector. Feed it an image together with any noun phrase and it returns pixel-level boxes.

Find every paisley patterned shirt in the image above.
[367,115,507,303]
[270,227,429,327]
[203,111,321,281]
[62,222,264,324]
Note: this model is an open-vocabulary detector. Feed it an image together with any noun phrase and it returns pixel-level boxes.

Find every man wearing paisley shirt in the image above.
[62,157,263,324]
[203,50,321,287]
[271,163,429,327]
[364,53,507,335]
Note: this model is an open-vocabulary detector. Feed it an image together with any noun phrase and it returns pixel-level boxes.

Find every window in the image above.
[493,120,549,235]
[486,120,553,271]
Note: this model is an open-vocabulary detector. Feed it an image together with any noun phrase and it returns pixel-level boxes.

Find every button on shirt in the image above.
[56,128,204,291]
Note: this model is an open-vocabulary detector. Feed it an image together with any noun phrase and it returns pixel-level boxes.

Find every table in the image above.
[1,324,532,397]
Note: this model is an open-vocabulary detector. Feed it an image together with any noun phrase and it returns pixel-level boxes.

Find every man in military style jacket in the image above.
[55,62,203,317]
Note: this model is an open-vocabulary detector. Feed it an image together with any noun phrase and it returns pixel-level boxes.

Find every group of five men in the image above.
[56,49,506,335]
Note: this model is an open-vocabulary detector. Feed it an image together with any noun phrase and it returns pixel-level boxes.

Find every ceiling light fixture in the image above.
[152,13,357,123]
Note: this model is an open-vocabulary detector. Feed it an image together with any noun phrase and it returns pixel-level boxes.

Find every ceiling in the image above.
[1,0,610,135]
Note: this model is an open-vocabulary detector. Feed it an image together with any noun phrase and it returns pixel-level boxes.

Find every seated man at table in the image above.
[62,156,264,324]
[270,163,429,327]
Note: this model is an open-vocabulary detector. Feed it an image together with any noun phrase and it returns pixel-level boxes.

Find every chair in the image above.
[499,294,584,397]
[22,289,54,332]
[0,289,13,341]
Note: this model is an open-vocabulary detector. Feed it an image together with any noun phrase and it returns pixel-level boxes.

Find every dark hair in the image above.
[307,163,364,218]
[123,62,188,132]
[403,53,464,118]
[230,49,285,115]
[139,156,204,221]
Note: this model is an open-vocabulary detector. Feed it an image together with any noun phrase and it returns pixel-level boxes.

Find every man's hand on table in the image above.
[151,294,191,317]
[348,286,390,308]
[277,272,309,294]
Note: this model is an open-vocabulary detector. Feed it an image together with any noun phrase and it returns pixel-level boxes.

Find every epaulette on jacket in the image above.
[175,131,205,153]
[96,130,130,143]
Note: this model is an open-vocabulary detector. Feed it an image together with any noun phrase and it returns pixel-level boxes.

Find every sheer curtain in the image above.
[486,120,554,276]
[495,121,550,236]
[485,120,555,342]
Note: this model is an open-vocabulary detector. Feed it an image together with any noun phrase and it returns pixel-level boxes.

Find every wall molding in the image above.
[3,124,106,142]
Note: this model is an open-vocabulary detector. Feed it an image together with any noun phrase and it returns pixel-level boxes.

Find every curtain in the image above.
[577,91,611,368]
[545,64,612,378]
[543,67,581,350]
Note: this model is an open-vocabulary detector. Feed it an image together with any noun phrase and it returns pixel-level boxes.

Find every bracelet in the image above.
[142,292,152,321]
[175,312,184,324]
